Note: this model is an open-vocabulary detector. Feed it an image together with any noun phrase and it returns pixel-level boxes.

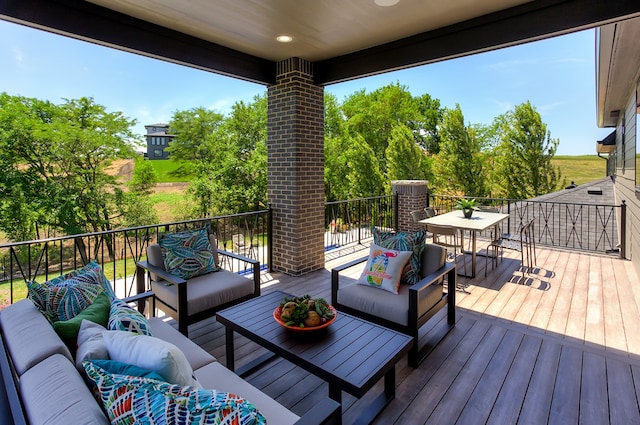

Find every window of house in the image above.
[154,149,162,157]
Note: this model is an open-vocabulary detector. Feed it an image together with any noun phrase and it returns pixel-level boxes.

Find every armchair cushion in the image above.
[373,228,427,285]
[159,226,219,279]
[150,270,255,316]
[357,243,412,294]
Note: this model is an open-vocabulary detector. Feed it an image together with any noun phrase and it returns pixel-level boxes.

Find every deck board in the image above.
[158,242,640,424]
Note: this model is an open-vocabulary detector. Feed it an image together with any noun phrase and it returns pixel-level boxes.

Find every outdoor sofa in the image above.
[0,294,339,424]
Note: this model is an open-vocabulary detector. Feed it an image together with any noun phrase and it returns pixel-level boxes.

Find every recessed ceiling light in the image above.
[375,0,400,6]
[276,35,293,43]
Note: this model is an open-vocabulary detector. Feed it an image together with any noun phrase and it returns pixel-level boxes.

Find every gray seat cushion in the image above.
[194,362,299,425]
[0,300,73,376]
[149,317,216,370]
[337,243,446,327]
[20,354,109,425]
[151,270,255,316]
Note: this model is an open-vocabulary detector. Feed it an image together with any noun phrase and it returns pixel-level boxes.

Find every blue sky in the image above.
[1,19,611,155]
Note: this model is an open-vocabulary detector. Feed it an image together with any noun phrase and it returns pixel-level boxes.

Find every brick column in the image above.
[267,58,325,275]
[391,180,429,232]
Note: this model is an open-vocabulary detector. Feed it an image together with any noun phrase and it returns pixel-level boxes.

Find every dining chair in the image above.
[486,217,536,276]
[426,224,467,276]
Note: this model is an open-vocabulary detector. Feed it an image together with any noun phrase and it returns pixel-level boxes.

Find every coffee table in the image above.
[216,290,414,425]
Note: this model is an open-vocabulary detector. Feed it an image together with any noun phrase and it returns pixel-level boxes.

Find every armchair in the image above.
[331,243,456,368]
[136,235,260,336]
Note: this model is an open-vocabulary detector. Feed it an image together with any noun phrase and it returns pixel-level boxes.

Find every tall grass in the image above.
[552,155,607,186]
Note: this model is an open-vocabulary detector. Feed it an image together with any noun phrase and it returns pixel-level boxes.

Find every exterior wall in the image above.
[145,124,172,160]
[612,84,638,268]
[267,58,325,275]
[392,180,429,232]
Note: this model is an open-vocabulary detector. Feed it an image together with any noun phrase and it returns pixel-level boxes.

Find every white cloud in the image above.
[11,46,24,63]
[538,101,566,114]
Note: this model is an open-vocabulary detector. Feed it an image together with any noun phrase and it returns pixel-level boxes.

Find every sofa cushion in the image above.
[20,354,109,425]
[159,225,219,279]
[0,299,72,375]
[151,269,254,316]
[75,320,109,372]
[108,298,153,336]
[103,330,198,387]
[84,361,266,425]
[149,317,216,370]
[195,362,299,425]
[53,292,111,348]
[374,228,427,285]
[357,243,412,294]
[338,280,442,327]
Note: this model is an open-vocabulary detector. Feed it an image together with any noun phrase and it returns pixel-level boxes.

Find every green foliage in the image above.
[0,93,139,245]
[493,101,563,199]
[167,107,224,162]
[455,198,479,210]
[128,157,158,195]
[433,105,487,197]
[386,123,431,182]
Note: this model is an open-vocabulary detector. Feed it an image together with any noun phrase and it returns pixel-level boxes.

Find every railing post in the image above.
[357,199,362,244]
[620,200,626,258]
[268,204,273,272]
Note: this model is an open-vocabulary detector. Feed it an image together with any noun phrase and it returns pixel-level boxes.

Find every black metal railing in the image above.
[324,194,396,251]
[0,210,270,306]
[429,195,622,255]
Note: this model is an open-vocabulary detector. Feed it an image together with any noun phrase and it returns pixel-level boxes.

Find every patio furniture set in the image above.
[0,220,466,425]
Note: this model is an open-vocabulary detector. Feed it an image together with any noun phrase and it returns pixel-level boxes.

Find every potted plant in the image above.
[456,198,479,218]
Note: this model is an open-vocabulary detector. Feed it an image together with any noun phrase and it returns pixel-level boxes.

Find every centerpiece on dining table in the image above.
[456,198,479,219]
[273,294,337,332]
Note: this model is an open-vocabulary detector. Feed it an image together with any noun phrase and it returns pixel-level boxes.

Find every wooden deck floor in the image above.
[180,241,640,424]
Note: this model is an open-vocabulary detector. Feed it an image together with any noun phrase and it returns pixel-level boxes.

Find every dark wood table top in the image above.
[216,290,413,397]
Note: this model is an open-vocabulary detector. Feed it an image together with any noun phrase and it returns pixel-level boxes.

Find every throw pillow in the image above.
[27,279,104,322]
[53,292,111,348]
[373,228,427,285]
[103,330,198,387]
[88,359,167,382]
[108,299,153,336]
[75,320,109,372]
[357,243,412,294]
[44,260,117,301]
[159,225,219,279]
[83,361,266,425]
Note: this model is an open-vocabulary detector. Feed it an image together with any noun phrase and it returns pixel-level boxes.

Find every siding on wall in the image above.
[613,90,638,268]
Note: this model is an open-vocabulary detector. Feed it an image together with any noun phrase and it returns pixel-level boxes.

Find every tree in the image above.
[128,157,158,196]
[0,93,140,255]
[167,107,224,163]
[493,101,562,199]
[344,134,385,198]
[385,123,431,182]
[433,105,487,197]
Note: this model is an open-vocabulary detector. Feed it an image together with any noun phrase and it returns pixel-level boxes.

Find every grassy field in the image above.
[149,159,195,182]
[551,155,607,186]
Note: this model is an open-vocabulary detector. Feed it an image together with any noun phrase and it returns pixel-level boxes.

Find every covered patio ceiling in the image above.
[2,0,640,86]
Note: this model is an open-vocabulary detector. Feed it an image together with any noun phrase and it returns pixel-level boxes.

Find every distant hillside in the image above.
[551,155,607,186]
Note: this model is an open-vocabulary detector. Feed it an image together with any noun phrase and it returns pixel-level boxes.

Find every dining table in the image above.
[420,209,510,278]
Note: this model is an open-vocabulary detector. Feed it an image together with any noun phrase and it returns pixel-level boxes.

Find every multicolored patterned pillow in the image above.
[373,228,427,285]
[53,292,111,348]
[27,279,104,322]
[43,260,117,301]
[358,243,413,294]
[108,299,153,336]
[83,361,266,425]
[159,226,219,279]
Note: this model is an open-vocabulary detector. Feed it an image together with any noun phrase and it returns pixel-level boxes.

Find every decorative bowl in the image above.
[273,305,337,332]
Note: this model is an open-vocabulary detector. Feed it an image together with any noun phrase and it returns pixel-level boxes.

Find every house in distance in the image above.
[145,123,173,160]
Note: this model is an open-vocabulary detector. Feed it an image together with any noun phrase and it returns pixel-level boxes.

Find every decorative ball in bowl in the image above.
[273,295,337,332]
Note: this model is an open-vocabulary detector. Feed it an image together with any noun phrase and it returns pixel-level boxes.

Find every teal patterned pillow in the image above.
[108,299,153,336]
[44,260,117,301]
[27,279,104,322]
[83,361,266,425]
[159,226,219,279]
[373,228,427,285]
